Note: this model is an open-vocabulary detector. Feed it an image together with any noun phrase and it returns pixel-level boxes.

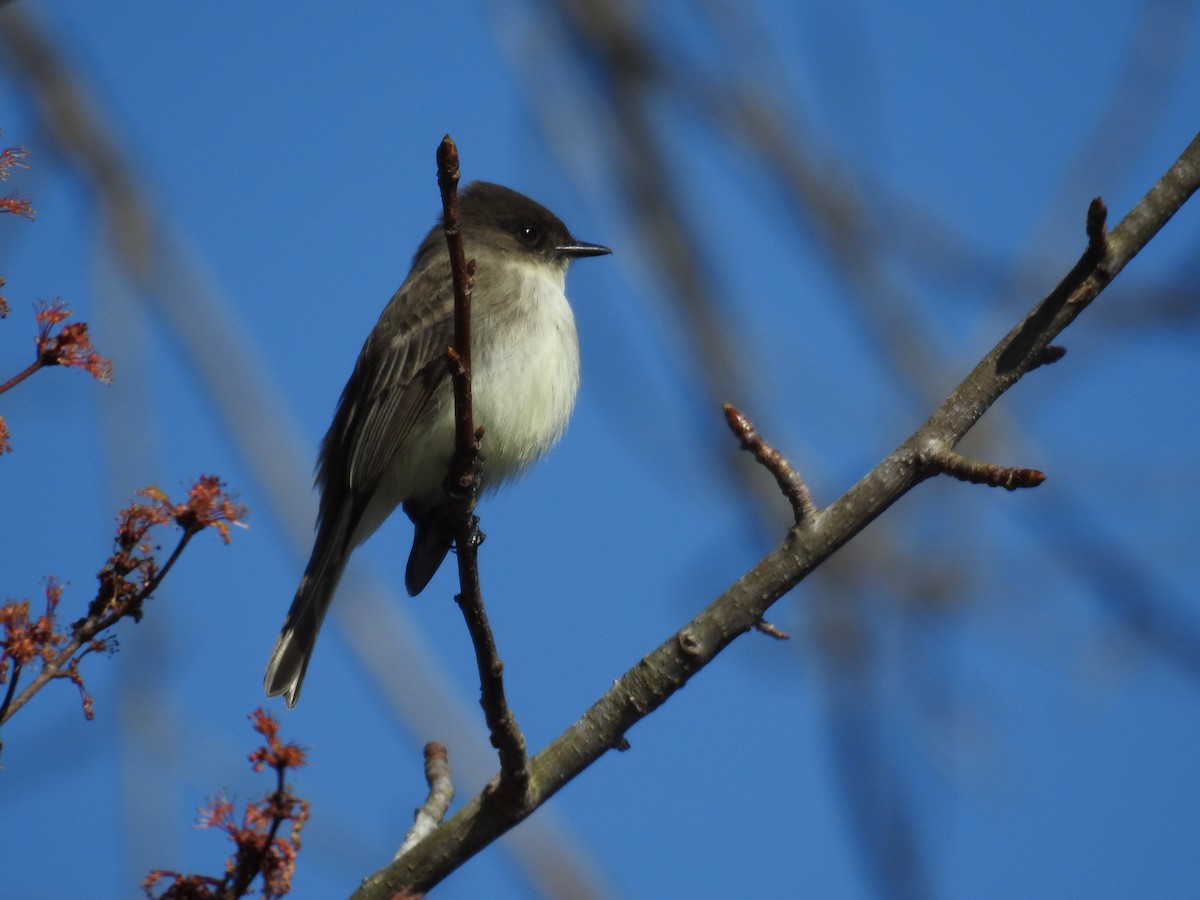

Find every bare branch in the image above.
[925,450,1046,491]
[436,137,529,795]
[723,403,817,524]
[351,128,1200,900]
[395,742,455,861]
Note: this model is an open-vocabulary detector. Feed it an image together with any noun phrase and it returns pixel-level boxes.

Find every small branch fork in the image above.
[436,136,530,797]
[353,133,1200,900]
[724,385,1047,502]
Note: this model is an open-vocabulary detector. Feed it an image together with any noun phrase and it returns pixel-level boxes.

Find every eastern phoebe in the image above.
[265,181,610,707]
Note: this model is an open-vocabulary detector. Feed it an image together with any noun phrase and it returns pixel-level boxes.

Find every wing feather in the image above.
[316,255,456,524]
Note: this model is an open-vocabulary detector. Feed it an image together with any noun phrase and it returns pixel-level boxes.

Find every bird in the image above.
[264,181,611,707]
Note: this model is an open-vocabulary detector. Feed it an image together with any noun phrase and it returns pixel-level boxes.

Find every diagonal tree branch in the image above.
[351,129,1200,900]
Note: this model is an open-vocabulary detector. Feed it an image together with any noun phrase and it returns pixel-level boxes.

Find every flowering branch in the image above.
[142,709,309,900]
[0,140,32,222]
[1,136,111,450]
[0,300,113,397]
[0,476,247,729]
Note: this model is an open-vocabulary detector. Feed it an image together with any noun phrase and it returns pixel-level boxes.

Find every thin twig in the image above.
[0,660,21,722]
[437,137,479,470]
[925,449,1046,491]
[723,403,817,524]
[395,742,455,860]
[436,136,529,796]
[754,621,790,641]
[0,358,44,395]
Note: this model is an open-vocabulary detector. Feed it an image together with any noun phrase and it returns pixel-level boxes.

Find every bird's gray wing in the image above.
[317,255,457,515]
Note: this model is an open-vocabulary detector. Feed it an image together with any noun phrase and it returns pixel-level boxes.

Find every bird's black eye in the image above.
[518,225,540,244]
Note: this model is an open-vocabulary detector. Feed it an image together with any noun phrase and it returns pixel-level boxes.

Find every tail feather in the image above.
[265,516,351,707]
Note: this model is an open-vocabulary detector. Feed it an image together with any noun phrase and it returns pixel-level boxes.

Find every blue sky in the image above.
[2,2,1199,899]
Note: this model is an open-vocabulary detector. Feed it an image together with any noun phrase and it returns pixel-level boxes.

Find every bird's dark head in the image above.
[456,181,611,265]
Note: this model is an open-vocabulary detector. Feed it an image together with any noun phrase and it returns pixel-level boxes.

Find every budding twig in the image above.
[436,136,529,796]
[723,403,817,525]
[924,448,1046,491]
[754,621,791,640]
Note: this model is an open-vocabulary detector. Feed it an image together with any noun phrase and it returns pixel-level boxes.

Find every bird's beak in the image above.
[557,240,612,258]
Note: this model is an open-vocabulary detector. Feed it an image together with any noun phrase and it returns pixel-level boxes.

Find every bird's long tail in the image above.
[264,512,352,707]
